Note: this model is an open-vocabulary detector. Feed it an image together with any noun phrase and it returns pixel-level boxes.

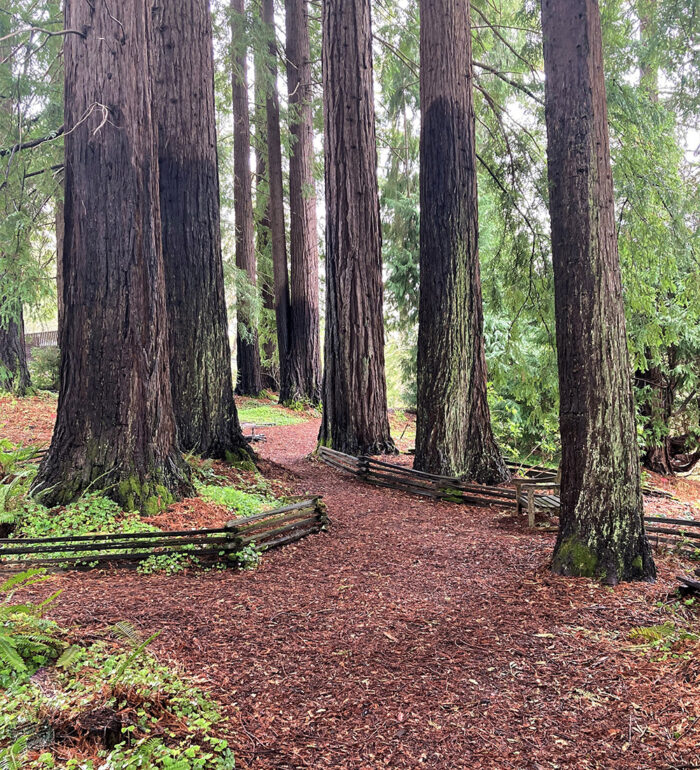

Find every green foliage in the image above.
[0,440,39,477]
[236,403,305,425]
[27,347,60,392]
[628,620,699,660]
[233,543,261,570]
[14,493,159,541]
[197,484,274,517]
[0,632,236,768]
[0,570,64,687]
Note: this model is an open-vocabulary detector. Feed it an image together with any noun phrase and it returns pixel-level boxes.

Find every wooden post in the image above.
[527,487,536,528]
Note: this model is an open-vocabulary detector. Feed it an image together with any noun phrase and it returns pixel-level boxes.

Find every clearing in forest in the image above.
[2,398,699,769]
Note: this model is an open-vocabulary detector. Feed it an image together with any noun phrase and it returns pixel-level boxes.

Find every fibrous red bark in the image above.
[319,0,395,455]
[32,0,192,511]
[414,0,508,483]
[541,0,655,582]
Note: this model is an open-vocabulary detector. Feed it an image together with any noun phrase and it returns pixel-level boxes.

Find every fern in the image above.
[0,634,27,673]
[56,644,81,669]
[0,570,64,678]
[1,568,50,594]
[629,622,676,643]
[0,736,28,770]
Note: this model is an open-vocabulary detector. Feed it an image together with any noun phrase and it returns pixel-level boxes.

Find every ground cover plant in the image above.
[0,572,235,768]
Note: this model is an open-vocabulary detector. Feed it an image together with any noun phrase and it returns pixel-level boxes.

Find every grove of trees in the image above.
[2,0,698,582]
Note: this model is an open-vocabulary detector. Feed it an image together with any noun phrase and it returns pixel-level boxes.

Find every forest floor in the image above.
[2,394,700,769]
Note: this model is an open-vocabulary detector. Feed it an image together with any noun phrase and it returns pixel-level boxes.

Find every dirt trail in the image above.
[42,420,698,769]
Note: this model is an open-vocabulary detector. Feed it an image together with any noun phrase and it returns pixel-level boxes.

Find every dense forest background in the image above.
[2,0,699,470]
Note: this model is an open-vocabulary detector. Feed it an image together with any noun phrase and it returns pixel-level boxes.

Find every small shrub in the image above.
[28,346,61,391]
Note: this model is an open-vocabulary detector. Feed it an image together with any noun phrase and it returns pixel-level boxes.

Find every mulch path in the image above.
[0,393,56,447]
[9,418,700,768]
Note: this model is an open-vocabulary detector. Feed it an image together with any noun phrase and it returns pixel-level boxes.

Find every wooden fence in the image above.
[318,447,699,554]
[0,497,328,570]
[24,329,58,353]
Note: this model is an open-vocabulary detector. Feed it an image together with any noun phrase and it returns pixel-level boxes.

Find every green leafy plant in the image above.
[0,570,64,685]
[27,346,60,392]
[231,543,261,570]
[198,484,274,517]
[0,440,39,477]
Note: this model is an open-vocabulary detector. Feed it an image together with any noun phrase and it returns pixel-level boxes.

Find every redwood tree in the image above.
[231,0,263,396]
[152,0,250,460]
[319,0,394,455]
[0,16,31,397]
[262,0,292,402]
[541,0,655,582]
[285,0,321,404]
[32,0,191,511]
[414,0,508,483]
[0,302,30,396]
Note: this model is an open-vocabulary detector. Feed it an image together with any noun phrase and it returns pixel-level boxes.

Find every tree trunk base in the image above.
[31,449,193,515]
[552,528,656,585]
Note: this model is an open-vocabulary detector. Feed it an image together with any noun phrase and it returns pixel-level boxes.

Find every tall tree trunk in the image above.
[231,0,263,396]
[32,0,192,512]
[254,42,278,392]
[285,0,321,404]
[55,194,64,339]
[636,355,675,474]
[262,0,292,403]
[414,0,508,483]
[541,0,655,583]
[0,301,31,396]
[0,15,31,397]
[319,0,395,455]
[256,145,278,391]
[152,0,251,461]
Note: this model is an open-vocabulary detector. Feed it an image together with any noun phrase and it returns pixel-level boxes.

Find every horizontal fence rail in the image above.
[24,330,58,350]
[0,497,328,570]
[318,447,698,554]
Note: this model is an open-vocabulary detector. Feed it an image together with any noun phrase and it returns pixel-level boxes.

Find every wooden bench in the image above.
[514,471,561,527]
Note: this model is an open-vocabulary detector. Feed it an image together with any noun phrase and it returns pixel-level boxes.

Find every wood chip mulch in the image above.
[13,419,700,769]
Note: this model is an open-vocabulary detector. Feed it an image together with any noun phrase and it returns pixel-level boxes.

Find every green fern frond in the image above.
[628,622,676,643]
[0,633,27,672]
[1,568,49,594]
[111,620,142,646]
[56,644,82,669]
[0,736,28,770]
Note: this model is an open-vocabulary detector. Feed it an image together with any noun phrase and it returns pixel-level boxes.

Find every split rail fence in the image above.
[318,447,699,555]
[0,497,327,571]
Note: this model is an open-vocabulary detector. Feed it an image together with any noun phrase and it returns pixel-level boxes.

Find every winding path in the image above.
[47,420,698,769]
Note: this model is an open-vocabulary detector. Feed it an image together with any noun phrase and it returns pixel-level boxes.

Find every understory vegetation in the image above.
[0,437,283,573]
[0,571,235,768]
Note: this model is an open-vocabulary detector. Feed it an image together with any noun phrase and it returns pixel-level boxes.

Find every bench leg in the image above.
[527,489,535,528]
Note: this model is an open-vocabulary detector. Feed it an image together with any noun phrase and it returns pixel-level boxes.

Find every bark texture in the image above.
[541,0,655,583]
[231,0,263,396]
[285,0,321,404]
[254,49,278,392]
[414,0,508,483]
[31,0,192,512]
[55,195,64,338]
[0,302,30,396]
[152,0,250,461]
[319,0,395,455]
[262,0,292,402]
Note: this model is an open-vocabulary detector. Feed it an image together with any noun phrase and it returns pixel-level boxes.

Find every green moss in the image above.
[116,477,174,515]
[553,536,599,578]
[440,487,464,503]
[632,555,643,570]
[226,453,256,472]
